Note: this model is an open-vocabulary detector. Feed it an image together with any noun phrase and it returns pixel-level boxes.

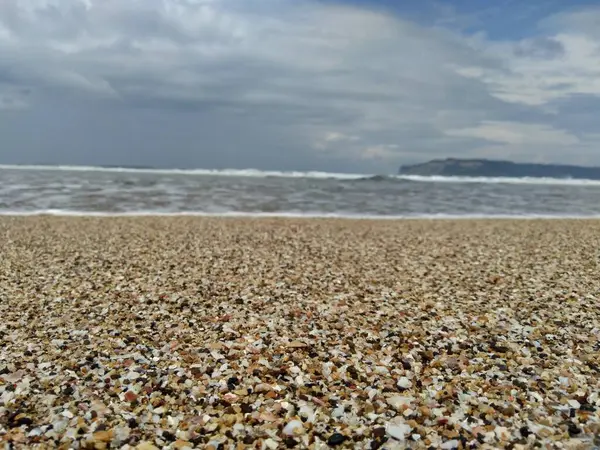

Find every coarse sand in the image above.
[0,217,599,449]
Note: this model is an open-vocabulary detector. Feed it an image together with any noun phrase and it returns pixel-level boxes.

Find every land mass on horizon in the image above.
[399,158,600,179]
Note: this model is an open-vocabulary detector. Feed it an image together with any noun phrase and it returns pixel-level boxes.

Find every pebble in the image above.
[386,422,411,441]
[387,395,413,409]
[327,433,347,446]
[287,340,308,348]
[93,430,113,443]
[397,377,412,390]
[283,420,304,436]
[440,439,459,449]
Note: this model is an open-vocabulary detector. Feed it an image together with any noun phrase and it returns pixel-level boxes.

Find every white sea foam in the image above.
[1,210,599,220]
[0,164,365,180]
[3,164,600,185]
[396,175,600,186]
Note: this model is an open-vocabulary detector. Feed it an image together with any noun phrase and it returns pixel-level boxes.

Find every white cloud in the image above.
[456,10,600,106]
[0,1,600,169]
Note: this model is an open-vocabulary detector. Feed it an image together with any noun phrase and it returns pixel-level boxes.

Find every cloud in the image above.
[360,145,399,161]
[445,121,579,146]
[459,8,600,107]
[513,36,565,59]
[0,83,30,110]
[539,6,600,38]
[444,120,600,165]
[313,132,360,152]
[0,0,599,171]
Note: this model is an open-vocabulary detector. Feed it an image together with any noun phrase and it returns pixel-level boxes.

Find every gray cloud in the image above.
[514,37,565,59]
[1,0,600,172]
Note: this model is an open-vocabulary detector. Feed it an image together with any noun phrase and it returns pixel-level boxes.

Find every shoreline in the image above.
[3,212,600,220]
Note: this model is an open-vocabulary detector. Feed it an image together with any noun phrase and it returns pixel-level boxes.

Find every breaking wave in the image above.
[0,164,365,180]
[3,164,600,186]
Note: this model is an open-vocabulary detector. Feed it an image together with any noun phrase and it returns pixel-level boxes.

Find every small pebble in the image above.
[283,420,304,436]
[386,422,411,441]
[327,433,347,446]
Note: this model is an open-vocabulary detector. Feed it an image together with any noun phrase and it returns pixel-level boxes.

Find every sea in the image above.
[1,164,600,219]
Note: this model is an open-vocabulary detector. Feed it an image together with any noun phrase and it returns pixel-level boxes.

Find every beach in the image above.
[0,217,599,449]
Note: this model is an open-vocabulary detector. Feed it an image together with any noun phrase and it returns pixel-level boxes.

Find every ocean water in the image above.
[1,164,600,218]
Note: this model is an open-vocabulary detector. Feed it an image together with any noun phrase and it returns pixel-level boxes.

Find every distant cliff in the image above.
[398,158,600,179]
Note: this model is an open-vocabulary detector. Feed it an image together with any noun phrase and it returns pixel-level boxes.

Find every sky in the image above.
[1,0,600,173]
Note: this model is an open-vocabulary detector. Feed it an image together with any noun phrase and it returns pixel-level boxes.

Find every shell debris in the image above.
[0,217,599,448]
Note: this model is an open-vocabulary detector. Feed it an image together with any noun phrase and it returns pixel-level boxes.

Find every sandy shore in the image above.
[0,217,599,449]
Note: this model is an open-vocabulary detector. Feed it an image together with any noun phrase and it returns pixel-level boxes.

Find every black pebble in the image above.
[240,403,253,414]
[519,426,530,437]
[347,367,359,380]
[162,431,176,442]
[12,417,33,428]
[370,439,386,450]
[373,427,386,438]
[491,343,510,353]
[128,418,138,428]
[63,385,74,396]
[190,436,205,446]
[567,422,581,436]
[327,433,346,446]
[284,437,298,448]
[513,380,528,390]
